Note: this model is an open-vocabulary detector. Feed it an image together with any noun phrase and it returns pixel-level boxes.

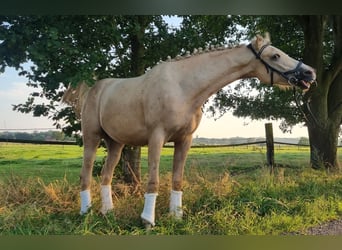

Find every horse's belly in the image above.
[102,122,149,146]
[99,89,148,145]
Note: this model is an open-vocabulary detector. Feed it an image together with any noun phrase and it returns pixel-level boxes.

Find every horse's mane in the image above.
[61,82,90,118]
[61,33,272,118]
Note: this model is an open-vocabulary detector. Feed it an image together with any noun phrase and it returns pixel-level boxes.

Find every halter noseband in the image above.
[247,43,303,87]
[247,43,320,129]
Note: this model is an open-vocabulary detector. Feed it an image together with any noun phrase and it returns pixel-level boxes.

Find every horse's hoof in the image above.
[170,209,183,220]
[142,219,153,230]
[100,206,113,215]
[79,207,92,216]
[140,210,155,228]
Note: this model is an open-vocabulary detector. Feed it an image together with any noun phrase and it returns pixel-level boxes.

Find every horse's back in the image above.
[82,77,149,145]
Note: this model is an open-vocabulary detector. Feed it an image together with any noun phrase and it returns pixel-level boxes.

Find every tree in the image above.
[211,15,341,170]
[118,15,243,183]
[6,15,340,172]
[118,16,157,184]
[0,15,178,184]
[299,16,342,170]
[0,15,241,183]
[0,16,120,137]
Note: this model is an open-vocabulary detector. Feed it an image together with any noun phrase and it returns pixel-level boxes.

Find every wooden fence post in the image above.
[265,123,275,174]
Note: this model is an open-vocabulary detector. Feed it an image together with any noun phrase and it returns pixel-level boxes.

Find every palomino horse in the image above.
[62,34,316,227]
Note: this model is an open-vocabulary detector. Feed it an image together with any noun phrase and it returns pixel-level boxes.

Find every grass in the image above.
[0,143,106,183]
[0,142,341,235]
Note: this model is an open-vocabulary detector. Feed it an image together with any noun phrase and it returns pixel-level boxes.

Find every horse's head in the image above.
[248,33,316,90]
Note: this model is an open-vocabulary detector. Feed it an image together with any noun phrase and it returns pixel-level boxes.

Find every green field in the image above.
[0,142,318,182]
[0,142,341,235]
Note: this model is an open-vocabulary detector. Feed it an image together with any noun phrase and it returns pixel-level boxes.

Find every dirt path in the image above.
[305,218,342,235]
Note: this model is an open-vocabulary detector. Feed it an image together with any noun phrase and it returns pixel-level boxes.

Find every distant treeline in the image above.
[0,130,75,142]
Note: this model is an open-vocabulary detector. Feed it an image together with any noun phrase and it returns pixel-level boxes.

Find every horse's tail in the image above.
[61,82,90,118]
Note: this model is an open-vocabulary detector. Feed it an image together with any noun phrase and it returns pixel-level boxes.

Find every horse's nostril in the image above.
[304,70,313,76]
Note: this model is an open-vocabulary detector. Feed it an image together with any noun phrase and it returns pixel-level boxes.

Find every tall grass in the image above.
[0,143,341,235]
[0,168,341,235]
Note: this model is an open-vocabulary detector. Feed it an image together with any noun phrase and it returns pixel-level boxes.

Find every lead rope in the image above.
[247,43,319,127]
[292,87,321,129]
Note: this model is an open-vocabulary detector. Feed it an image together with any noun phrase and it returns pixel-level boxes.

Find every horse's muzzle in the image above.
[287,68,316,90]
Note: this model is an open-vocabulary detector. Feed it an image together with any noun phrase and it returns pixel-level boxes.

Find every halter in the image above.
[247,43,303,87]
[247,43,321,129]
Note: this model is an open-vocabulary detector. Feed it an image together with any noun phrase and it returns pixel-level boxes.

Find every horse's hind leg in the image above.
[100,137,124,214]
[170,135,192,219]
[80,133,101,214]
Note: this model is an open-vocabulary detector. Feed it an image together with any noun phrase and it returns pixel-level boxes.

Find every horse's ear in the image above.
[264,32,271,44]
[252,33,271,50]
[254,34,264,50]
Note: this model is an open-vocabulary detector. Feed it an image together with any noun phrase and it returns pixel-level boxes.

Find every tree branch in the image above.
[329,59,342,83]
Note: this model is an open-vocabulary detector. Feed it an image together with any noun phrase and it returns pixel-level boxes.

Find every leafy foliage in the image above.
[210,79,303,133]
[0,16,178,136]
[209,16,306,132]
[1,16,120,136]
[1,15,340,169]
[0,15,241,138]
[215,16,342,169]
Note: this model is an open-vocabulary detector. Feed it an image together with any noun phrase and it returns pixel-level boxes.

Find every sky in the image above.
[0,65,309,138]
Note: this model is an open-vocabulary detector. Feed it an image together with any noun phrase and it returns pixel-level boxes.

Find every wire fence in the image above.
[0,137,315,147]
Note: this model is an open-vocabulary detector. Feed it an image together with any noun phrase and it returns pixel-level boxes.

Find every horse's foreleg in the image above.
[170,135,192,219]
[141,129,164,227]
[100,139,124,214]
[80,136,101,214]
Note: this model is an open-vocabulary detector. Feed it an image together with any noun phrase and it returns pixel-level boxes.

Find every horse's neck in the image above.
[174,45,252,108]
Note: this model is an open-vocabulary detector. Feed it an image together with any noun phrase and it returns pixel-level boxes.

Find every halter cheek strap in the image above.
[247,43,303,87]
[247,43,319,129]
[247,44,270,73]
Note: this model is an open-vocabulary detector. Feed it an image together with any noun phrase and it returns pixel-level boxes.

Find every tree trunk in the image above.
[299,15,342,171]
[122,145,141,184]
[121,16,150,185]
[307,121,340,171]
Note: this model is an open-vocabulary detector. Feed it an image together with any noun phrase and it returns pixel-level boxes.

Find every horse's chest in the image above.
[164,110,202,139]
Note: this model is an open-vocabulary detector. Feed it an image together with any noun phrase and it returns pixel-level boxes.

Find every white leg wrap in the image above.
[80,189,91,215]
[170,190,183,219]
[141,193,158,226]
[100,185,113,214]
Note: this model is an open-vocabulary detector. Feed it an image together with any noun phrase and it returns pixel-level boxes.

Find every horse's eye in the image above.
[271,54,280,60]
